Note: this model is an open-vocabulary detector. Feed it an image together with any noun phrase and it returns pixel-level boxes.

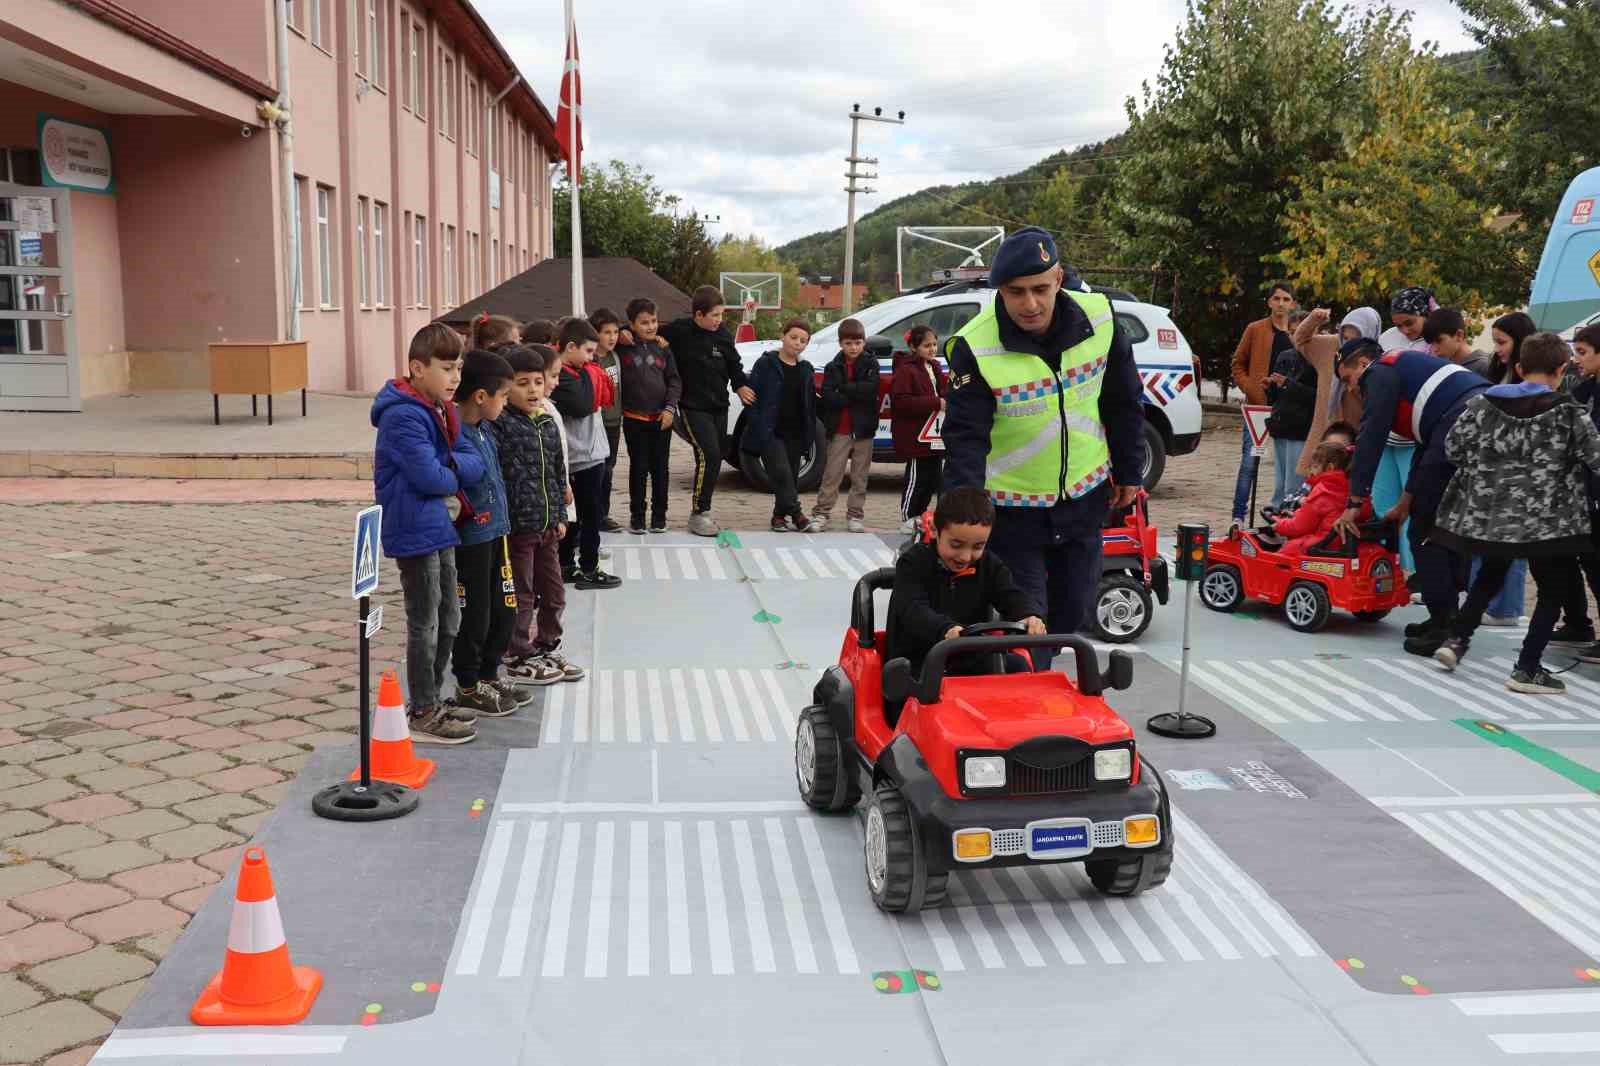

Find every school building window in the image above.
[413,214,427,307]
[294,176,313,310]
[441,55,454,138]
[410,21,424,117]
[310,0,324,47]
[286,0,299,33]
[315,185,335,307]
[356,197,370,307]
[464,78,477,154]
[468,231,479,296]
[400,12,412,108]
[443,224,456,306]
[373,202,388,306]
[367,0,385,86]
[490,237,498,287]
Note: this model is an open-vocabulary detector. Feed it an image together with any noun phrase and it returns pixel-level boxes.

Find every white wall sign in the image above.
[39,116,114,193]
[15,197,54,233]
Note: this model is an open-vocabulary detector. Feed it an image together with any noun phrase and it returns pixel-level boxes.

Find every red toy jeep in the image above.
[795,569,1173,914]
[1199,522,1409,632]
[1091,489,1169,643]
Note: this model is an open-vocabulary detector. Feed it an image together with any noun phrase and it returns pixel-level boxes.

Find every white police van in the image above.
[725,279,1203,494]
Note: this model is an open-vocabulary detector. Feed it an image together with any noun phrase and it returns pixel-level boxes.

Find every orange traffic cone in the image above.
[191,847,322,1025]
[348,669,435,789]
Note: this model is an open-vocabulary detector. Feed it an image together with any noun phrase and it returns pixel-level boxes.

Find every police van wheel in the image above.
[1140,421,1168,493]
[1090,574,1152,643]
[1200,565,1244,613]
[1284,581,1332,632]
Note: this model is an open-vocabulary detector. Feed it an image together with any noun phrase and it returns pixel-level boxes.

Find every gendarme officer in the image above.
[942,227,1146,637]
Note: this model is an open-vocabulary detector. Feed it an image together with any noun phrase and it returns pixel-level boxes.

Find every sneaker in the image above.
[602,517,623,533]
[538,647,585,681]
[810,516,828,533]
[1548,624,1596,648]
[1403,630,1448,658]
[649,522,668,534]
[1405,617,1448,638]
[688,512,719,537]
[561,563,578,584]
[1507,667,1565,695]
[629,521,648,535]
[505,655,564,686]
[409,706,476,744]
[848,518,867,533]
[898,518,917,534]
[771,515,792,532]
[1433,637,1468,671]
[575,569,622,590]
[1576,642,1600,664]
[443,696,478,723]
[490,678,535,711]
[457,681,513,718]
[1228,518,1244,537]
[1481,615,1526,628]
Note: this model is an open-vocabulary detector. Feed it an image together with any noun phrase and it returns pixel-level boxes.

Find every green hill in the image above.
[775,138,1125,294]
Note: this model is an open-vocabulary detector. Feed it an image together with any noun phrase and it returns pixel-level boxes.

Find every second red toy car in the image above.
[1199,523,1409,632]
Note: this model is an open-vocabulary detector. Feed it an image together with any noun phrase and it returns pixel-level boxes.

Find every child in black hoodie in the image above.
[885,487,1044,682]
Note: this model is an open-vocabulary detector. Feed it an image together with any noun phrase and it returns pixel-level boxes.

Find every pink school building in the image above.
[0,0,558,411]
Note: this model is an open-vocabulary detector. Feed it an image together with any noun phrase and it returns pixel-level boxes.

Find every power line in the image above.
[917,188,1116,242]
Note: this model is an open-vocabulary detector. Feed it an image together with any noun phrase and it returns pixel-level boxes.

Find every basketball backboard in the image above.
[895,226,1005,291]
[719,272,783,311]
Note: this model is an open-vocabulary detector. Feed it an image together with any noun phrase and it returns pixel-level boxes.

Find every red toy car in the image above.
[1199,523,1408,632]
[795,570,1172,913]
[1091,489,1169,643]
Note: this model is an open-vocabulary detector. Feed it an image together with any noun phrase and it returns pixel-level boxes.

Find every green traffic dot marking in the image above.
[716,530,743,549]
[365,1002,383,1014]
[1400,976,1418,987]
[924,975,941,989]
[753,610,782,624]
[873,977,889,990]
[1348,958,1365,970]
[1456,719,1600,791]
[411,982,427,993]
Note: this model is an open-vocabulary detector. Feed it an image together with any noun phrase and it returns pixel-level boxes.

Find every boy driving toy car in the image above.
[885,486,1046,682]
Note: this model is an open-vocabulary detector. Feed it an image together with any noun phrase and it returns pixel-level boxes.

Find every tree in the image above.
[1106,0,1414,376]
[1447,0,1599,272]
[554,161,673,267]
[715,235,806,339]
[661,213,718,295]
[1277,55,1522,313]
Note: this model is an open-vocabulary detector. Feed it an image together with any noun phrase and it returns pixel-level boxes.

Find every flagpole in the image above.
[566,0,584,315]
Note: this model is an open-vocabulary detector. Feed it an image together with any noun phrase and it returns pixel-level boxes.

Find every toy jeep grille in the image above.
[1007,754,1090,796]
[1092,821,1125,848]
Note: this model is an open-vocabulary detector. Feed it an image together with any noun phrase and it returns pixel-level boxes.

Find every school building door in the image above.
[0,181,78,411]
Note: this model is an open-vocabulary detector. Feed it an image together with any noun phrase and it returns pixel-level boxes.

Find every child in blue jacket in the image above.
[371,324,485,744]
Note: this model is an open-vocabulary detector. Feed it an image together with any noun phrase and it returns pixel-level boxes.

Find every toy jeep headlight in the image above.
[963,756,1006,790]
[1093,747,1133,782]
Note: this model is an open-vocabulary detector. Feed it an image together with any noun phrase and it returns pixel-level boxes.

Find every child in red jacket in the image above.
[890,326,949,532]
[1273,442,1361,554]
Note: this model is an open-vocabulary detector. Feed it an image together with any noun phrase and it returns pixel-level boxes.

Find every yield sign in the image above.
[1241,404,1272,457]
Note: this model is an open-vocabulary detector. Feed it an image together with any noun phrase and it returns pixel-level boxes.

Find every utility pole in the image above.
[842,104,904,315]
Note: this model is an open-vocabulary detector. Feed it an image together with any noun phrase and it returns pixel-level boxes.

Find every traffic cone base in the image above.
[351,669,436,789]
[191,964,322,1026]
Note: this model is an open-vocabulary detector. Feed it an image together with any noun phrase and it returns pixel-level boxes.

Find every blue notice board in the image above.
[352,505,382,598]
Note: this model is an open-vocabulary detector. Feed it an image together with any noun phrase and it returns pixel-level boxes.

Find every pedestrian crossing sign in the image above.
[352,505,382,598]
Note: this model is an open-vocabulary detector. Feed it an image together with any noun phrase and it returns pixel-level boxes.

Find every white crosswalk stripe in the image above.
[1452,990,1600,1056]
[1486,656,1600,720]
[1393,804,1600,959]
[603,544,895,580]
[538,668,801,743]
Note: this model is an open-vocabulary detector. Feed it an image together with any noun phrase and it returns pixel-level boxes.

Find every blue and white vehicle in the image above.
[725,281,1203,494]
[1530,167,1600,336]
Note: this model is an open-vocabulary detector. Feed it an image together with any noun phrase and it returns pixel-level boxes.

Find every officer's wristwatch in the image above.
[1346,496,1366,510]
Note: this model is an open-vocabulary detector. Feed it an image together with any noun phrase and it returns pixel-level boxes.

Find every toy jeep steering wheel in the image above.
[959,620,1028,638]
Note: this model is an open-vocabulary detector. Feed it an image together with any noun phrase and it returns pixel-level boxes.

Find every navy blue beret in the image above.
[989,226,1059,287]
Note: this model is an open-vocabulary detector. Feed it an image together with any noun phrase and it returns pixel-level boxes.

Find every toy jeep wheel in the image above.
[1090,573,1152,643]
[1283,580,1332,632]
[1087,847,1172,896]
[1200,564,1244,612]
[863,785,946,913]
[796,706,859,812]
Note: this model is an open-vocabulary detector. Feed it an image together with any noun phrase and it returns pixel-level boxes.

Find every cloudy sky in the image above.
[475,0,1477,247]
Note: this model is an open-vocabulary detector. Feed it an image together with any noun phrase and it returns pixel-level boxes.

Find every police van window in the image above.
[1114,312,1149,345]
[886,303,981,349]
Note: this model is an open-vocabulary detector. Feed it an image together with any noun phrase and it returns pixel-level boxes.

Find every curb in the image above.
[0,452,370,480]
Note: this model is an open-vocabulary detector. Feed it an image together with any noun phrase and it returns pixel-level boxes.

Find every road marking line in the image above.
[1414,811,1600,953]
[795,818,859,974]
[596,670,616,743]
[692,668,722,743]
[649,548,669,579]
[1509,723,1600,731]
[730,820,776,973]
[571,676,591,743]
[1139,894,1207,961]
[1171,812,1319,957]
[623,549,641,581]
[664,821,691,975]
[703,549,727,580]
[1490,1032,1600,1054]
[1184,663,1288,724]
[972,871,1045,967]
[541,822,583,977]
[1236,660,1360,721]
[800,549,833,579]
[622,670,642,744]
[1458,808,1600,913]
[1171,851,1275,958]
[1205,662,1321,722]
[676,547,700,580]
[697,821,735,975]
[826,548,858,579]
[1374,793,1598,808]
[920,906,966,971]
[749,548,781,580]
[1454,991,1600,1015]
[775,548,807,580]
[456,820,516,976]
[666,668,695,743]
[1367,657,1518,721]
[1007,869,1085,965]
[1457,658,1578,719]
[1104,897,1164,962]
[764,817,818,974]
[646,669,670,743]
[498,821,549,978]
[946,876,1006,968]
[543,683,565,745]
[737,668,777,743]
[1493,656,1600,719]
[1367,736,1463,796]
[585,821,615,978]
[1301,659,1430,721]
[1067,899,1125,964]
[95,1035,348,1058]
[1278,659,1396,721]
[760,669,793,730]
[1161,877,1240,960]
[628,821,650,977]
[715,668,750,743]
[850,548,883,575]
[1500,809,1600,882]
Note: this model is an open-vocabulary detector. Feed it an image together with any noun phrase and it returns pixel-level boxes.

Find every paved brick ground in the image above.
[0,421,1239,1064]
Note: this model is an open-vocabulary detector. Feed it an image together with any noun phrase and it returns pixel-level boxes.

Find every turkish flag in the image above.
[554,8,581,184]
